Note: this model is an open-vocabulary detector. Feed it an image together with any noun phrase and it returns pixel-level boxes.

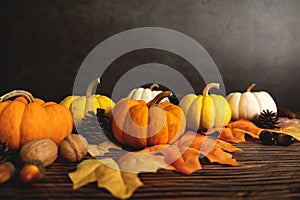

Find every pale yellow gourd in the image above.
[60,78,115,127]
[179,83,232,131]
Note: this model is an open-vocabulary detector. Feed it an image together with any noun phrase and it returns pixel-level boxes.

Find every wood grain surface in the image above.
[1,139,300,200]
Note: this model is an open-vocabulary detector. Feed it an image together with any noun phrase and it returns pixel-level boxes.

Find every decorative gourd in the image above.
[127,83,178,104]
[0,90,73,149]
[226,83,277,120]
[112,91,186,149]
[179,83,232,131]
[60,78,115,127]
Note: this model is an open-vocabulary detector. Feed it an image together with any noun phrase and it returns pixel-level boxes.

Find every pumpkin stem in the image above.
[202,83,220,97]
[85,78,101,116]
[0,90,34,103]
[246,83,256,92]
[86,77,101,97]
[149,83,159,90]
[147,91,172,107]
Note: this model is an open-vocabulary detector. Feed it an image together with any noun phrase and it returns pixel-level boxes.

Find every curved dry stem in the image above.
[0,90,34,103]
[149,83,159,90]
[86,77,101,97]
[147,91,172,107]
[202,83,220,96]
[85,77,101,116]
[246,83,256,92]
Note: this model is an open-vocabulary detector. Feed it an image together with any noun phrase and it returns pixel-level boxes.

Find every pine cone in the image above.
[96,109,112,136]
[75,112,107,145]
[277,107,296,119]
[254,110,279,129]
[0,137,11,164]
[75,110,117,145]
[96,109,119,144]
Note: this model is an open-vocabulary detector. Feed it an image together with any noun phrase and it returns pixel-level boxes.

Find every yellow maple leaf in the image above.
[68,159,102,189]
[95,158,143,200]
[273,126,300,141]
[118,152,166,173]
[68,158,143,199]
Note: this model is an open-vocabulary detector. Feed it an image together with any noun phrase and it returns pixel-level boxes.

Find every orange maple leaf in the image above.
[135,131,242,175]
[219,119,262,143]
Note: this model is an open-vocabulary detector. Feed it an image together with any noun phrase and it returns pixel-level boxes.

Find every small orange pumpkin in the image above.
[0,90,73,149]
[112,91,186,149]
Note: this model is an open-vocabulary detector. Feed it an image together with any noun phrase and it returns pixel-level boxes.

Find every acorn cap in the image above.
[2,162,16,176]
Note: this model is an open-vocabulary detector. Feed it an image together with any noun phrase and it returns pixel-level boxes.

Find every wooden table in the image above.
[1,116,300,199]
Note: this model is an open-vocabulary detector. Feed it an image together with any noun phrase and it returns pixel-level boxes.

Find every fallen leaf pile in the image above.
[68,118,300,199]
[69,131,244,199]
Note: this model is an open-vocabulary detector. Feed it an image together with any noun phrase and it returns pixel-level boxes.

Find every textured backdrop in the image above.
[1,0,300,111]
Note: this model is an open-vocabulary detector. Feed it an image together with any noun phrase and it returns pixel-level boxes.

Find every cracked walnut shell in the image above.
[59,134,88,162]
[20,138,58,167]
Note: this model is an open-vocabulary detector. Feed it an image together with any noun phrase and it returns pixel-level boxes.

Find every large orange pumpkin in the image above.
[112,91,186,149]
[0,90,73,149]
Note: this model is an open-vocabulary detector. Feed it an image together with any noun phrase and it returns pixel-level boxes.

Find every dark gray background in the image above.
[1,0,300,111]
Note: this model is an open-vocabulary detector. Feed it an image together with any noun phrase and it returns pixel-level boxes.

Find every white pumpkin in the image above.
[127,84,170,103]
[226,83,277,120]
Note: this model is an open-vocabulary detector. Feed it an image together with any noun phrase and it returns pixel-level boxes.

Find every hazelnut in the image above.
[59,134,88,162]
[20,139,58,167]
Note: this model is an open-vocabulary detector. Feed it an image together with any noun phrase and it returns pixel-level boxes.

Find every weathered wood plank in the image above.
[1,140,300,199]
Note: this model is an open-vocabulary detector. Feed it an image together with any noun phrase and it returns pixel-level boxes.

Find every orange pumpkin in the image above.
[112,91,186,149]
[0,90,73,149]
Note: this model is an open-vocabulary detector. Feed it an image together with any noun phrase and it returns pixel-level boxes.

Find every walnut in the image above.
[59,134,88,162]
[20,139,58,167]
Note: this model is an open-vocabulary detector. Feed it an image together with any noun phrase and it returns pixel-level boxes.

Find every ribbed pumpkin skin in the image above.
[61,94,115,127]
[127,88,168,103]
[60,78,115,127]
[0,96,73,149]
[180,94,231,131]
[112,98,186,149]
[179,83,232,131]
[226,84,277,120]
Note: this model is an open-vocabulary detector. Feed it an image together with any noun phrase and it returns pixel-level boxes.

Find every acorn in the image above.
[273,132,295,146]
[0,162,15,184]
[259,130,275,145]
[20,160,45,184]
[259,130,295,146]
